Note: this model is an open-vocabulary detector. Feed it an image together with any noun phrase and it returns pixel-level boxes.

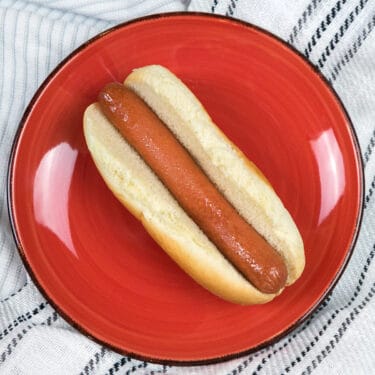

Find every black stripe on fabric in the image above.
[104,357,148,375]
[104,357,131,375]
[146,365,170,374]
[211,0,219,13]
[288,0,323,45]
[363,128,375,165]
[304,0,348,59]
[225,0,239,17]
[300,282,375,375]
[317,0,369,68]
[0,282,28,304]
[124,362,148,375]
[330,14,375,81]
[0,302,48,341]
[364,173,375,209]
[228,355,253,375]
[0,311,58,363]
[79,346,107,375]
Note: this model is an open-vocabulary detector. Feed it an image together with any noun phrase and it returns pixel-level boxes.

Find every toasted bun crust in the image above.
[83,65,305,305]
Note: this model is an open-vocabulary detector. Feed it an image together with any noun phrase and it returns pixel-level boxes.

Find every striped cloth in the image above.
[1,0,374,373]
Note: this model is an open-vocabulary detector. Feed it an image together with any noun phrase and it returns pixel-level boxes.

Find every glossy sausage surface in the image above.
[98,82,287,294]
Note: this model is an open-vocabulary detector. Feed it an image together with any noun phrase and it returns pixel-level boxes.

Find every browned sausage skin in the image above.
[98,82,288,294]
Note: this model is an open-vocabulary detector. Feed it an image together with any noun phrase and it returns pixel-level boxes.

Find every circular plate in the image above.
[8,13,363,364]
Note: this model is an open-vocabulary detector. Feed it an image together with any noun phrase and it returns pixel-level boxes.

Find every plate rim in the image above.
[6,11,365,366]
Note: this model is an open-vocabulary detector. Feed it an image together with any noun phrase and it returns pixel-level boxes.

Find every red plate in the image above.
[8,13,363,364]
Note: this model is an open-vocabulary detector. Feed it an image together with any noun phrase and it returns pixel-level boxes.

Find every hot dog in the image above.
[83,65,305,304]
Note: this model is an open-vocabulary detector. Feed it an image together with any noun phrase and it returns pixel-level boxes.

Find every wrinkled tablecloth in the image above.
[1,0,375,374]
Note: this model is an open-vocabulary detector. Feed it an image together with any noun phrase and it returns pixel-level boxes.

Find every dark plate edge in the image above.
[6,11,365,367]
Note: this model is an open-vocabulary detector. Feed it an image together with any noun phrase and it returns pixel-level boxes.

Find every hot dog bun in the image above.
[83,65,305,305]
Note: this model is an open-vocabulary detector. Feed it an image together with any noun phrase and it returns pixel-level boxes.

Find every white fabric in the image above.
[1,0,375,373]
